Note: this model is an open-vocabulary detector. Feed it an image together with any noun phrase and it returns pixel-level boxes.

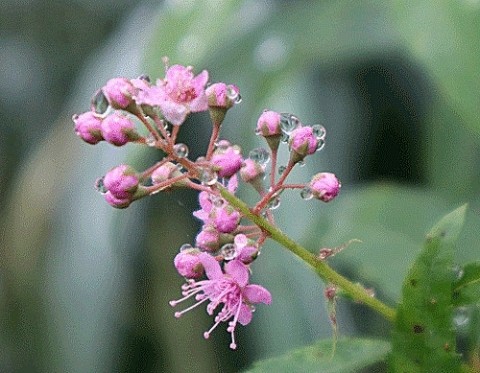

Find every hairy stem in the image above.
[218,185,396,323]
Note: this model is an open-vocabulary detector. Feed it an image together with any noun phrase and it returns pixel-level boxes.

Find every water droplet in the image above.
[145,134,157,147]
[226,86,242,104]
[298,160,305,167]
[300,187,313,200]
[215,140,230,151]
[312,124,326,139]
[174,143,189,158]
[452,264,464,281]
[179,243,193,252]
[95,177,107,194]
[91,90,109,115]
[210,195,225,208]
[279,113,300,134]
[221,243,237,260]
[281,133,289,143]
[249,147,270,165]
[255,128,261,136]
[453,307,471,328]
[316,138,325,152]
[267,196,281,210]
[199,168,218,186]
[278,165,286,175]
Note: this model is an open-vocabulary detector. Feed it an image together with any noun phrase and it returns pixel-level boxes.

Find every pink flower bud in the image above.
[309,172,340,202]
[104,191,132,209]
[211,145,243,178]
[239,159,265,183]
[206,83,239,109]
[256,110,282,137]
[174,248,204,279]
[195,225,220,252]
[151,162,187,187]
[103,164,139,199]
[289,126,318,162]
[237,244,259,265]
[72,111,103,144]
[101,112,139,146]
[102,78,136,109]
[212,206,241,233]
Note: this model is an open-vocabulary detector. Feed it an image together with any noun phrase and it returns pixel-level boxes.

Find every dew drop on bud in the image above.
[179,243,193,252]
[316,138,325,152]
[280,113,300,134]
[300,187,313,200]
[312,124,326,139]
[91,90,109,115]
[174,143,189,158]
[249,147,271,165]
[221,243,238,260]
[453,306,470,328]
[267,196,281,210]
[278,165,286,175]
[199,168,218,186]
[226,86,242,104]
[95,177,107,194]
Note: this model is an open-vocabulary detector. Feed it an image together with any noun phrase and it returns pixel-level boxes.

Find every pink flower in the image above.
[135,64,209,125]
[206,82,239,109]
[211,145,243,178]
[256,110,282,137]
[239,159,265,183]
[170,253,271,349]
[102,78,135,109]
[212,205,241,233]
[73,111,103,144]
[101,112,139,146]
[309,172,341,202]
[195,225,220,252]
[174,249,204,279]
[103,164,139,199]
[289,126,319,162]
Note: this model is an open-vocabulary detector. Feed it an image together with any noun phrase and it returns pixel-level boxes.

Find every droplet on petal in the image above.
[179,243,193,252]
[221,243,238,260]
[174,143,189,158]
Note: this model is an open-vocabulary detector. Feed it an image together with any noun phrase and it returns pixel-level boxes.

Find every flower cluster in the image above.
[73,59,340,349]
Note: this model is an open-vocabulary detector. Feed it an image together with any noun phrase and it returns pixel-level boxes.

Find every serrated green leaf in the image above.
[389,206,466,373]
[245,338,390,373]
[453,262,480,306]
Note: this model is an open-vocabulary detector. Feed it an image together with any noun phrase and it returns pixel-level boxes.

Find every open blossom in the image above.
[135,64,209,125]
[170,253,271,349]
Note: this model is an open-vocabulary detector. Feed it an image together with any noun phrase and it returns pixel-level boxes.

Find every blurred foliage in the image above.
[1,0,480,372]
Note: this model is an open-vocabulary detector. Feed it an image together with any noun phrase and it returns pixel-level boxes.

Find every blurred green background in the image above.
[1,0,480,372]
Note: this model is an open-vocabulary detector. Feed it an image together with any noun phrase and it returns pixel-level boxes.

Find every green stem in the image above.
[218,185,397,323]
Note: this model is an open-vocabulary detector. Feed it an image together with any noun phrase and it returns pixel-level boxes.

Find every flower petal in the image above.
[243,284,272,304]
[160,99,188,125]
[199,253,222,279]
[224,260,249,287]
[238,303,253,326]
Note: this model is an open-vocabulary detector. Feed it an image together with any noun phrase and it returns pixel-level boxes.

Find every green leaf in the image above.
[245,338,390,373]
[453,262,480,306]
[389,205,466,373]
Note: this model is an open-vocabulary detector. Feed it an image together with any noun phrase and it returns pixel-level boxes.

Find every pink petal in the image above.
[228,174,238,192]
[189,93,208,112]
[193,69,209,89]
[224,260,249,287]
[160,99,188,125]
[199,253,223,279]
[243,284,272,305]
[237,303,253,326]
